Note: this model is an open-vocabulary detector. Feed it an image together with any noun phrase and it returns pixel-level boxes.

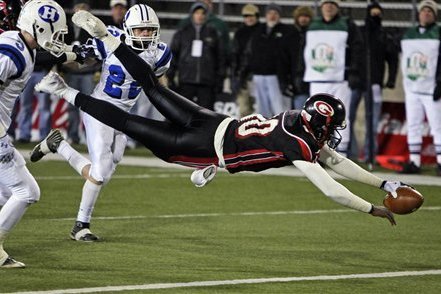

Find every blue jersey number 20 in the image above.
[104,64,141,99]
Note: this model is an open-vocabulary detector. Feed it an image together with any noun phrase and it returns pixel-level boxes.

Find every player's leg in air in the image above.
[33,10,225,189]
[30,128,116,241]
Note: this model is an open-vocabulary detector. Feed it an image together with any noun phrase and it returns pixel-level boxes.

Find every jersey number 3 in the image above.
[104,64,141,99]
[236,114,278,138]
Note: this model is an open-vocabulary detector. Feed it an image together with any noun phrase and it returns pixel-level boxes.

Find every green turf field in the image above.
[1,161,441,293]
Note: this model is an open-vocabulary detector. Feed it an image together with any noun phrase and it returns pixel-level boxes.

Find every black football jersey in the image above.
[222,110,320,173]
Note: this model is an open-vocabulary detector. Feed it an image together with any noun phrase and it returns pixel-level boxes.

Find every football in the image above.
[383,186,424,214]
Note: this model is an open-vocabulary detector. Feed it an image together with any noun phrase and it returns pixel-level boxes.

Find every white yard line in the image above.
[9,269,441,294]
[50,206,441,221]
[34,173,189,180]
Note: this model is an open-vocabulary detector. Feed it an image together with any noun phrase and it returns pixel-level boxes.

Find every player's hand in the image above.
[72,11,107,39]
[370,205,396,226]
[380,180,413,198]
[72,42,97,64]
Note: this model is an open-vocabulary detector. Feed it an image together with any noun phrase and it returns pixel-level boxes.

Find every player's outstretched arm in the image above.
[319,145,408,196]
[292,160,396,225]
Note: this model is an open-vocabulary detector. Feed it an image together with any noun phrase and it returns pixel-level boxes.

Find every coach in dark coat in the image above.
[167,2,226,110]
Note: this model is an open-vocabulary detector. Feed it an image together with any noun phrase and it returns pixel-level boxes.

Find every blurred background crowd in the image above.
[7,0,441,175]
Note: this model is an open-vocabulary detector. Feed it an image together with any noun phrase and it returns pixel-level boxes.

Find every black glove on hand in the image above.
[348,73,361,90]
[385,80,395,89]
[72,43,97,64]
[433,83,441,101]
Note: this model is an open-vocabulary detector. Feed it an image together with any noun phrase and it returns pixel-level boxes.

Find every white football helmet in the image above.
[17,0,67,57]
[123,4,160,51]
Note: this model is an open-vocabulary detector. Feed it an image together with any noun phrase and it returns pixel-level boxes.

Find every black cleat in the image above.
[1,256,25,268]
[30,129,63,162]
[399,161,421,174]
[437,164,441,177]
[70,221,100,242]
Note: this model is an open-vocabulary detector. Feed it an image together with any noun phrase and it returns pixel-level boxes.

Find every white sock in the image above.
[409,154,421,167]
[0,197,29,232]
[57,141,91,176]
[76,180,102,223]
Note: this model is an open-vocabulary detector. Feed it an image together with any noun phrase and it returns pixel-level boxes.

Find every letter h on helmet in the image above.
[16,0,67,57]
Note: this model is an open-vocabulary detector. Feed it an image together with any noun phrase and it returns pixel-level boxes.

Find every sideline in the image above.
[9,269,441,294]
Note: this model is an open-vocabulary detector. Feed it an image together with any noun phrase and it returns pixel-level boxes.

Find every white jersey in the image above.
[91,26,171,112]
[0,31,35,129]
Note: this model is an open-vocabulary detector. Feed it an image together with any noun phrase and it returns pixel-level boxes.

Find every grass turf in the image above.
[1,161,440,293]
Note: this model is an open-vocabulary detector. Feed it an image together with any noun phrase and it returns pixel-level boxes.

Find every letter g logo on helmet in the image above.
[313,101,334,117]
[38,5,59,23]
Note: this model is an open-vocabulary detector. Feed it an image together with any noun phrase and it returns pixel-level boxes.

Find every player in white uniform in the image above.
[0,0,68,268]
[31,4,172,242]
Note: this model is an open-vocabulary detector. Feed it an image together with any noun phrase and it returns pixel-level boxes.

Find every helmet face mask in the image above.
[17,0,67,57]
[124,4,160,52]
[301,93,346,149]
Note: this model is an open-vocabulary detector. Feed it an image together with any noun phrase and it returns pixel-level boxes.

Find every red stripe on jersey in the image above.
[226,155,287,169]
[280,112,313,162]
[168,155,218,168]
[295,137,313,162]
[224,149,283,160]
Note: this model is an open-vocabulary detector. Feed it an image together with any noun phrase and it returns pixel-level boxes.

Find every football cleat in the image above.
[30,129,63,162]
[35,72,78,103]
[0,250,25,269]
[1,256,25,268]
[70,221,100,242]
[190,165,217,188]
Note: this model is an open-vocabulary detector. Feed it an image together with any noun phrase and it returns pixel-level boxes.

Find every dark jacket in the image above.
[360,17,399,88]
[231,22,259,89]
[167,22,225,88]
[294,24,309,95]
[244,22,299,89]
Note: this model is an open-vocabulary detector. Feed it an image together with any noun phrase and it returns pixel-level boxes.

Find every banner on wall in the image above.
[376,102,436,170]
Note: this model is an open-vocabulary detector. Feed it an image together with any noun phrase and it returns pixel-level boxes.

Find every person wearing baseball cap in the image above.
[399,0,441,176]
[303,0,363,157]
[232,4,260,117]
[319,0,341,7]
[110,0,127,28]
[291,6,314,110]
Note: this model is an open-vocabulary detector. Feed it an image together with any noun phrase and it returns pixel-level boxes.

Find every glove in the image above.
[72,40,97,64]
[385,80,395,89]
[348,73,361,90]
[433,83,441,101]
[72,11,121,53]
[380,180,414,198]
[0,135,14,165]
